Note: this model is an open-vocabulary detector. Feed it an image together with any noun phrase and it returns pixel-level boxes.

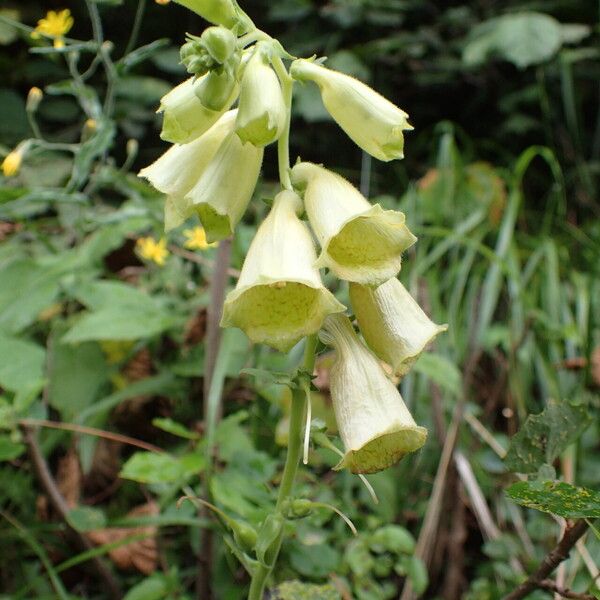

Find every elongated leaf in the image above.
[120,451,204,484]
[507,480,600,518]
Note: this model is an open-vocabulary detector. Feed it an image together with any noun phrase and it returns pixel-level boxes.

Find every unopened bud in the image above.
[26,87,43,112]
[194,68,238,112]
[200,26,237,64]
[172,0,243,29]
[1,147,24,178]
[255,513,284,568]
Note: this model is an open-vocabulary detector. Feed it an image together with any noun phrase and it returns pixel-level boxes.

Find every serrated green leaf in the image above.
[504,398,592,474]
[506,480,600,518]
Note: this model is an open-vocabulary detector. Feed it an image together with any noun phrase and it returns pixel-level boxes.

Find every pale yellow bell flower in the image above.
[290,59,412,162]
[221,190,345,352]
[183,226,218,250]
[320,314,427,474]
[291,162,416,286]
[185,130,264,243]
[139,110,236,199]
[32,9,73,48]
[235,43,286,147]
[136,237,169,266]
[2,148,24,177]
[350,278,447,377]
[159,76,238,144]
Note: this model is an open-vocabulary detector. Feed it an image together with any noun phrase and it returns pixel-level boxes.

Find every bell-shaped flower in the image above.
[350,278,448,377]
[159,76,238,144]
[235,43,286,147]
[320,314,427,474]
[291,162,416,286]
[185,130,264,242]
[221,190,345,352]
[290,59,412,162]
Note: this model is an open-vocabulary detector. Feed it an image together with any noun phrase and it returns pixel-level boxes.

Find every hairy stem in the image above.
[247,334,317,599]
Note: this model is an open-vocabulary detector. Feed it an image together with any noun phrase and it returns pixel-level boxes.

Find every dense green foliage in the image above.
[0,1,598,599]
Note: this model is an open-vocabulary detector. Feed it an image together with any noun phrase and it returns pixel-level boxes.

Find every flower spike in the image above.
[320,314,427,474]
[291,162,416,286]
[291,58,413,162]
[221,190,345,352]
[350,278,448,377]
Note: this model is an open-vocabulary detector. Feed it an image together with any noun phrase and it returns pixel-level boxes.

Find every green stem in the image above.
[247,334,317,600]
[272,55,293,190]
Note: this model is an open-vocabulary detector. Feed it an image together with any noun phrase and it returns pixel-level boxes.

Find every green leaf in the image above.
[0,435,25,461]
[369,525,415,555]
[412,353,461,396]
[152,417,200,440]
[123,573,177,600]
[274,580,341,600]
[288,540,341,579]
[120,451,204,484]
[463,12,563,69]
[504,398,592,474]
[345,538,374,578]
[506,480,600,519]
[399,555,429,596]
[0,10,20,45]
[0,88,29,144]
[47,336,108,420]
[66,507,107,532]
[0,334,45,393]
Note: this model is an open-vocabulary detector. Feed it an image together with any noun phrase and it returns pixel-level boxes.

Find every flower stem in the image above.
[247,334,317,599]
[272,55,293,190]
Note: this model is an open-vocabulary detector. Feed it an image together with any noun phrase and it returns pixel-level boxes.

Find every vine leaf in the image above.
[504,398,592,474]
[506,480,600,519]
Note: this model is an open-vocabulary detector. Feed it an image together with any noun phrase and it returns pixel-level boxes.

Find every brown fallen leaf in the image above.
[87,501,159,575]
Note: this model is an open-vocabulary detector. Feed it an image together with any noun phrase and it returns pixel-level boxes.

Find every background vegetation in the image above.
[0,1,598,599]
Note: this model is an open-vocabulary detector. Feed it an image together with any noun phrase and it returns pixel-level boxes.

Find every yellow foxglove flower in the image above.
[350,278,448,377]
[172,0,247,29]
[139,110,236,199]
[221,190,345,352]
[136,237,169,266]
[290,59,412,162]
[235,43,286,147]
[185,130,264,242]
[2,148,24,177]
[291,162,416,286]
[183,226,218,250]
[32,9,73,48]
[159,77,238,144]
[320,314,427,474]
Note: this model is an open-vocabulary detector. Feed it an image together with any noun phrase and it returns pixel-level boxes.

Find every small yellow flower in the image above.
[136,237,169,266]
[32,9,73,48]
[2,149,23,177]
[183,226,218,250]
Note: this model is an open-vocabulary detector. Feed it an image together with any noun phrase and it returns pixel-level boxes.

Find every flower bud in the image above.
[26,87,43,112]
[1,147,24,178]
[181,28,238,76]
[185,129,263,242]
[159,76,238,144]
[194,68,238,112]
[290,59,412,162]
[200,26,237,64]
[172,0,240,28]
[235,43,286,147]
[320,314,427,474]
[350,279,447,377]
[291,162,416,286]
[221,190,345,351]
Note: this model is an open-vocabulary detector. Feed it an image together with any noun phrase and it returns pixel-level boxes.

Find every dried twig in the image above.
[23,426,122,599]
[504,520,590,600]
[538,579,595,600]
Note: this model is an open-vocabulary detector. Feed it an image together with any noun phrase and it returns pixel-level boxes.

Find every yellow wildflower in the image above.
[32,9,73,48]
[183,226,218,250]
[2,149,23,177]
[136,237,169,265]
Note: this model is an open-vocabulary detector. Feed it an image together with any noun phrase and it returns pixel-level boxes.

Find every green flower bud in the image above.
[194,68,238,112]
[291,59,413,162]
[159,76,238,144]
[255,513,284,568]
[320,314,427,474]
[221,190,345,352]
[230,519,258,553]
[172,0,240,29]
[185,130,264,242]
[235,43,286,147]
[180,38,214,76]
[200,26,237,64]
[350,279,447,377]
[291,162,416,286]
